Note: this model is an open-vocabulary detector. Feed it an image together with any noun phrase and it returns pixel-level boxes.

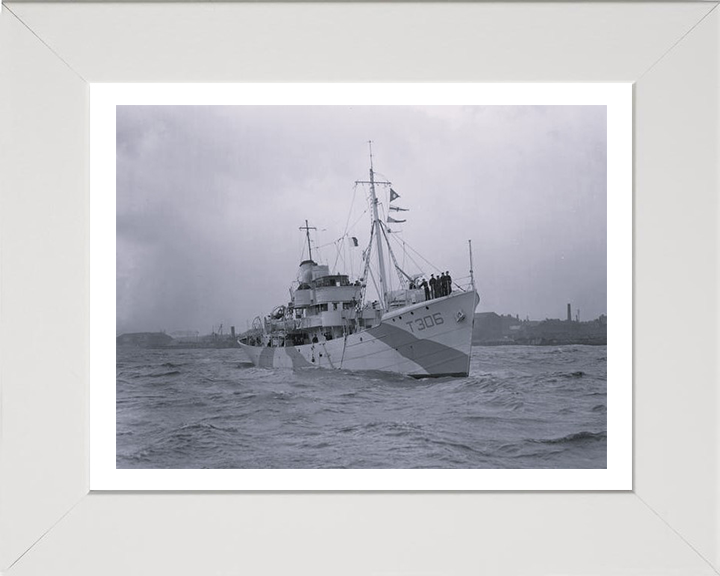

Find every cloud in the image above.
[116,104,607,333]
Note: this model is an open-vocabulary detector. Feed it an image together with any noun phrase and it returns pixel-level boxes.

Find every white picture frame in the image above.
[1,2,718,574]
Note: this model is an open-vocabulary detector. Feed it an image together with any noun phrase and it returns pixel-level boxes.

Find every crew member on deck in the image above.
[445,271,452,295]
[429,274,437,299]
[439,272,447,296]
[421,278,430,301]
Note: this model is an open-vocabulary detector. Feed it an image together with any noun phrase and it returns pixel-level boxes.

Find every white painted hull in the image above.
[240,290,479,377]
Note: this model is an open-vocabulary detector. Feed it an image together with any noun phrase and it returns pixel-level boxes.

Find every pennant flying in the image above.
[387,216,406,224]
[390,188,400,202]
[390,206,408,212]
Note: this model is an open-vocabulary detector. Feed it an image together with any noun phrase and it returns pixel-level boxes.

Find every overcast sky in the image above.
[117,105,607,335]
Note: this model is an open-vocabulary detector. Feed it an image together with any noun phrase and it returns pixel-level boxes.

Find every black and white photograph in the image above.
[116,103,609,470]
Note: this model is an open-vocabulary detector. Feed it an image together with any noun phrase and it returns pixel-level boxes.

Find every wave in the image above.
[424,436,486,456]
[559,371,585,378]
[177,421,239,434]
[533,431,606,445]
[234,362,258,369]
[338,420,424,436]
[148,370,181,378]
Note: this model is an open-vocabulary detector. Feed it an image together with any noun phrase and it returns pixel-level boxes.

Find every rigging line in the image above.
[332,183,361,274]
[317,238,342,250]
[373,171,392,185]
[380,225,414,285]
[341,183,359,238]
[392,233,442,273]
[360,225,375,303]
[298,231,305,262]
[331,215,367,270]
[336,238,346,277]
[324,182,367,272]
[348,182,373,236]
[336,239,352,277]
[347,207,370,233]
[348,233,354,280]
[381,218,398,293]
[387,232,425,274]
[331,241,344,275]
[362,224,375,279]
[366,265,382,306]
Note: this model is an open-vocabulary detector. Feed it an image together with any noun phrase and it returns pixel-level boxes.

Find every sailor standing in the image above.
[445,271,452,295]
[429,274,437,299]
[421,279,430,301]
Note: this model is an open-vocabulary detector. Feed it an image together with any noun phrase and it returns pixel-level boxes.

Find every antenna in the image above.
[299,219,317,261]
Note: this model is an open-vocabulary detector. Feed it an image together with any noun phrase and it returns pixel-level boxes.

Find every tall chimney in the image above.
[231,326,236,338]
[567,303,572,322]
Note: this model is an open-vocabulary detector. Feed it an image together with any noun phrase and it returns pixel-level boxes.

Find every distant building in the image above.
[473,312,607,346]
[499,314,522,337]
[169,330,200,342]
[517,316,607,345]
[116,332,173,348]
[473,312,502,343]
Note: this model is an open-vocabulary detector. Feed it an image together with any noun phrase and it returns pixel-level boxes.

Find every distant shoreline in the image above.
[474,339,606,347]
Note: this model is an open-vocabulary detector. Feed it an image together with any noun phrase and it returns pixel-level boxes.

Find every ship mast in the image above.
[356,142,393,310]
[367,142,388,310]
[299,219,316,262]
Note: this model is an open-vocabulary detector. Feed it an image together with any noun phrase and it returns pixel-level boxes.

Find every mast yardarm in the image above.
[299,219,317,262]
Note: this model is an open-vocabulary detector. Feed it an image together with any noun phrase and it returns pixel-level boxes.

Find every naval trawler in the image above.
[239,146,479,377]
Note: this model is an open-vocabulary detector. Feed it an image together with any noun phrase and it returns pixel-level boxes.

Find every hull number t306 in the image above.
[406,312,444,333]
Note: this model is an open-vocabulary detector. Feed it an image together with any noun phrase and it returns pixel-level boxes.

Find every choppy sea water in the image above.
[116,345,606,469]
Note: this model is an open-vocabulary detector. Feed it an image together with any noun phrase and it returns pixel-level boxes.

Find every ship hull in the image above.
[239,290,479,378]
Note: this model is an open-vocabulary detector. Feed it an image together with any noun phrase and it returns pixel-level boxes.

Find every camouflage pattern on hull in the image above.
[240,290,479,377]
